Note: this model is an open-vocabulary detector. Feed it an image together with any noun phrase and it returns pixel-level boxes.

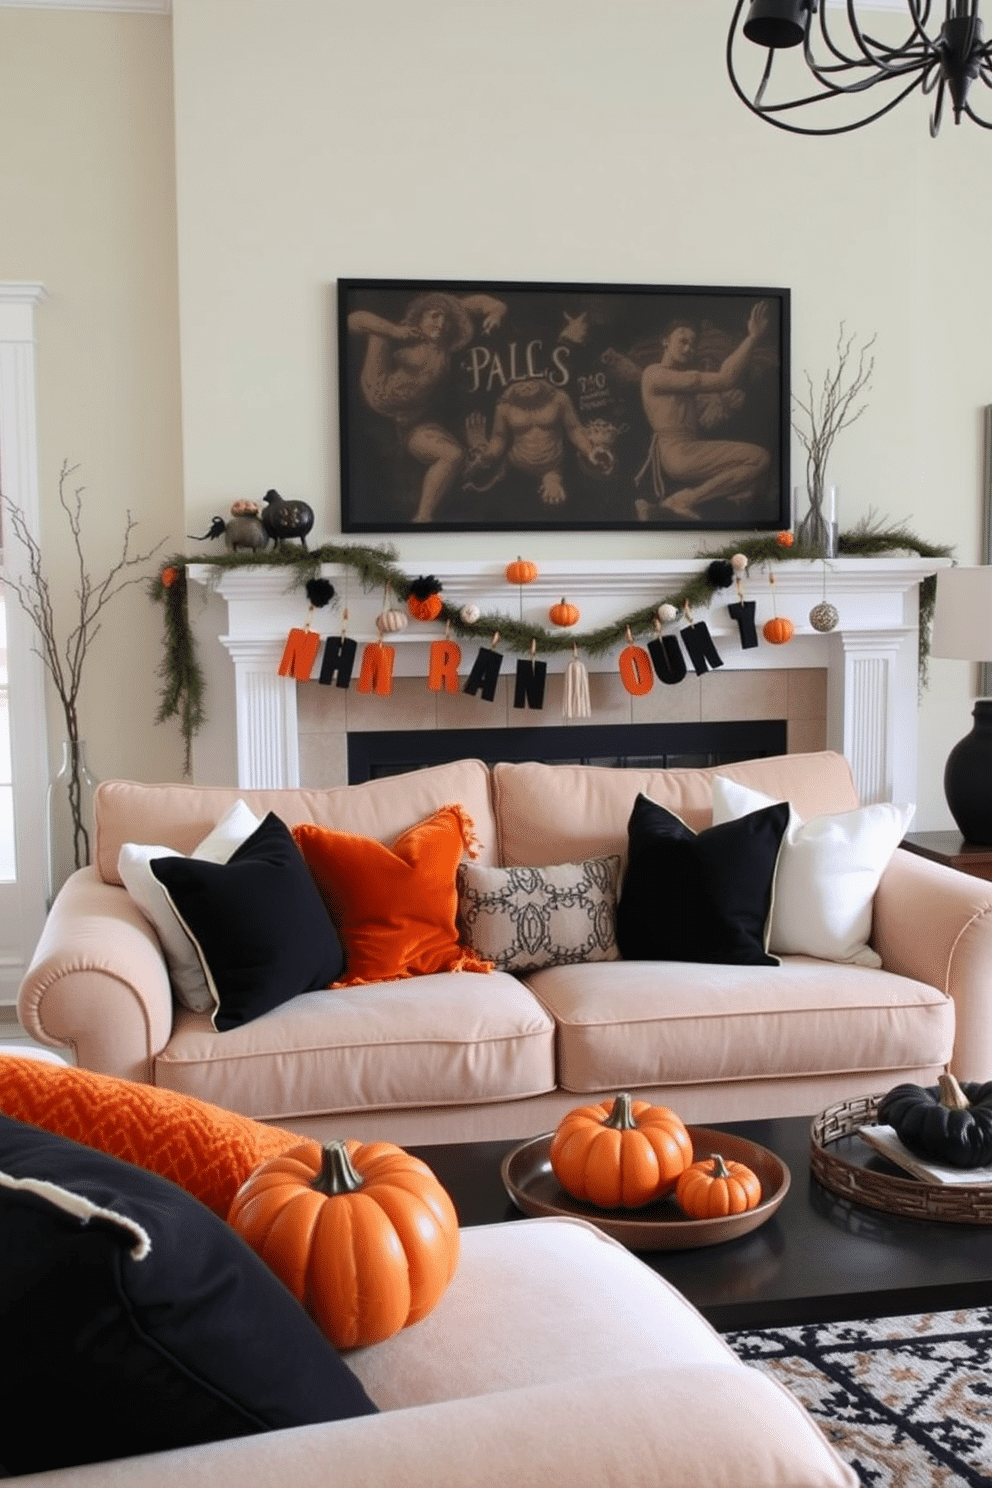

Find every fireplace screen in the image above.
[346,721,787,784]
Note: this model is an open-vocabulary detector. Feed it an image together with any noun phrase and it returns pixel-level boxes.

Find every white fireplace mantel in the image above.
[188,556,948,806]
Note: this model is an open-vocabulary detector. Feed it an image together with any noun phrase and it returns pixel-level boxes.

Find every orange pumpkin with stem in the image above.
[762,615,795,645]
[228,1137,459,1349]
[675,1153,762,1218]
[505,558,539,585]
[550,1092,693,1209]
[549,597,580,628]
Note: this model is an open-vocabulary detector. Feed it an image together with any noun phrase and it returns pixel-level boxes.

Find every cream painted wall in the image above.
[169,0,992,824]
[0,6,184,792]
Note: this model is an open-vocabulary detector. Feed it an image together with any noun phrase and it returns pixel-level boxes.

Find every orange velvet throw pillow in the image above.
[292,803,494,986]
[0,1057,300,1217]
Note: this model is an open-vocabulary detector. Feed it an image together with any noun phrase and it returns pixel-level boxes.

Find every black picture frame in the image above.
[338,277,790,533]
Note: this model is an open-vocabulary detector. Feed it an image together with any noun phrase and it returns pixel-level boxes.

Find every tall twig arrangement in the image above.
[793,324,876,551]
[1,460,165,876]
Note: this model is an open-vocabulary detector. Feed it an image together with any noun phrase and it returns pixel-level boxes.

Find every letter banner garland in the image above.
[148,520,953,771]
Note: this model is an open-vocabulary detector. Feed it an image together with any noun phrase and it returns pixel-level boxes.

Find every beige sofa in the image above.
[14,1212,856,1488]
[18,749,988,1146]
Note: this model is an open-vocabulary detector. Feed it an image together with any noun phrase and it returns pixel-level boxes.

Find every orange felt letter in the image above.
[428,639,462,694]
[278,627,322,680]
[618,644,654,696]
[356,641,395,696]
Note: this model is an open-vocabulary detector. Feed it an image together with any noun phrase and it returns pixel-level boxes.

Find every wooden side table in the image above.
[900,830,992,883]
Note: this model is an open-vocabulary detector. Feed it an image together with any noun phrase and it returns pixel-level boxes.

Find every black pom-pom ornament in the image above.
[409,574,443,600]
[305,578,335,608]
[706,560,735,589]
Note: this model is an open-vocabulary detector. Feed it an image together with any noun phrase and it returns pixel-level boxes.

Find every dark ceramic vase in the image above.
[944,700,992,844]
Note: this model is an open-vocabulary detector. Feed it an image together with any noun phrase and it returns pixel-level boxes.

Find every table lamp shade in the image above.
[931,567,992,844]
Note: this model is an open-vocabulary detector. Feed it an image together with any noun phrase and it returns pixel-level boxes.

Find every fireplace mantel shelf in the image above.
[188,556,948,805]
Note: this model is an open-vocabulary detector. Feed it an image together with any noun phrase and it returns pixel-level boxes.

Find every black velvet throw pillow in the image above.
[617,793,789,966]
[151,811,344,1031]
[0,1116,377,1477]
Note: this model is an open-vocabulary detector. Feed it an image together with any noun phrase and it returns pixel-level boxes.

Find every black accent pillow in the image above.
[617,792,789,966]
[151,811,344,1031]
[0,1115,377,1476]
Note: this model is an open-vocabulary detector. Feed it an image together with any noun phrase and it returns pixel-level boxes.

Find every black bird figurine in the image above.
[262,488,314,550]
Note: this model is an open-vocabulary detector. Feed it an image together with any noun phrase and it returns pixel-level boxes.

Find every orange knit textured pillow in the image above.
[0,1057,300,1217]
[292,803,494,987]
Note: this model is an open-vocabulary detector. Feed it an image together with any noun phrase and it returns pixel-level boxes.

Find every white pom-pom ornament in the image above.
[657,603,678,624]
[459,603,481,626]
[731,553,749,572]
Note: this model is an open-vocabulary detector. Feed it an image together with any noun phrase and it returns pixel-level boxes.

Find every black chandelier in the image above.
[727,1,992,136]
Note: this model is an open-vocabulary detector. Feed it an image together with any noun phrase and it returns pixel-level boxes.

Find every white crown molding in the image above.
[0,1,170,12]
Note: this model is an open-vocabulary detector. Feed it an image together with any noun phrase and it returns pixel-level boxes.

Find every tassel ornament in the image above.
[563,647,591,718]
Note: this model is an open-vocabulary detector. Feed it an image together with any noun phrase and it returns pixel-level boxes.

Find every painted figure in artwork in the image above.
[603,300,771,521]
[463,378,615,507]
[347,291,508,523]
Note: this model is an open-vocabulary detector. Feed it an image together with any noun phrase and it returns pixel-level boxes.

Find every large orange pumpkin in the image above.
[549,1092,693,1209]
[675,1154,762,1218]
[228,1138,459,1349]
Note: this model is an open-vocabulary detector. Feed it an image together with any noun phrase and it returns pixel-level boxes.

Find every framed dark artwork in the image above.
[338,278,790,533]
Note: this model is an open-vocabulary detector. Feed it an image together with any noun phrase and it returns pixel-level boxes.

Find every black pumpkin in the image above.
[878,1073,992,1169]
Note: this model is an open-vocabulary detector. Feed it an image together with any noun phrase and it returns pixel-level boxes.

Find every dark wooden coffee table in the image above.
[410,1113,992,1332]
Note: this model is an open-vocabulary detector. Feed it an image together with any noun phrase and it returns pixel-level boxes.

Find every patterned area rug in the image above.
[727,1307,992,1487]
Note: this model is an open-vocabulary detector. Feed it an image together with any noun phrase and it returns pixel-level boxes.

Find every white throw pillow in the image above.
[710,776,914,967]
[118,801,262,1012]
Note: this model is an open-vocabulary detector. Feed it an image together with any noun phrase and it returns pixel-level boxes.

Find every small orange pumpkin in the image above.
[675,1153,762,1219]
[775,530,795,548]
[550,1092,693,1209]
[228,1138,459,1349]
[506,558,539,585]
[762,615,795,645]
[160,565,180,589]
[549,597,580,628]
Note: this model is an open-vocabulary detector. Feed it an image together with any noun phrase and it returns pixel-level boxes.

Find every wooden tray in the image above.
[501,1124,790,1251]
[810,1095,992,1225]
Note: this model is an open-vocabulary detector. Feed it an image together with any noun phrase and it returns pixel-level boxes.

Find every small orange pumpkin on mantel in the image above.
[228,1138,460,1349]
[505,557,539,585]
[549,597,580,628]
[550,1092,693,1209]
[675,1153,762,1219]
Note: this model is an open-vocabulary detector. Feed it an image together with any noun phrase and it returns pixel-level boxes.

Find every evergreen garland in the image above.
[149,515,953,769]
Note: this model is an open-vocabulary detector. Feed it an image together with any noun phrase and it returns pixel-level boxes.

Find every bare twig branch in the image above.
[792,324,876,498]
[0,459,166,874]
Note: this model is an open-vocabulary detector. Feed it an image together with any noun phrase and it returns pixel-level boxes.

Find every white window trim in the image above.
[0,284,48,1006]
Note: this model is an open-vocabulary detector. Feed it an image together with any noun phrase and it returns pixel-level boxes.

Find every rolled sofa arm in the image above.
[12,1363,856,1488]
[17,867,174,1084]
[873,847,992,1082]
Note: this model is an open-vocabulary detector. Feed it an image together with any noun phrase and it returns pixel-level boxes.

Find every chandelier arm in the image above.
[746,69,928,134]
[812,0,936,72]
[963,100,992,123]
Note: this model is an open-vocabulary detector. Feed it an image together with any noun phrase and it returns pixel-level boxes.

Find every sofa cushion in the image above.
[95,758,498,885]
[526,958,955,1094]
[154,972,557,1120]
[493,751,860,869]
[293,805,492,986]
[457,855,621,973]
[617,794,789,966]
[711,775,914,967]
[150,812,345,1031]
[118,799,262,1012]
[0,1116,377,1477]
[0,1055,299,1217]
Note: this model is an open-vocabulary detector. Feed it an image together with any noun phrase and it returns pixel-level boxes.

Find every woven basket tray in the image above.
[810,1094,992,1225]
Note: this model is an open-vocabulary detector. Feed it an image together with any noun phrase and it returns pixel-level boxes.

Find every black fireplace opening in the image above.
[346,720,788,784]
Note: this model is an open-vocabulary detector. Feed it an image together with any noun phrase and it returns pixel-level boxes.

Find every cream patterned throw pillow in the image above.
[457,856,621,973]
